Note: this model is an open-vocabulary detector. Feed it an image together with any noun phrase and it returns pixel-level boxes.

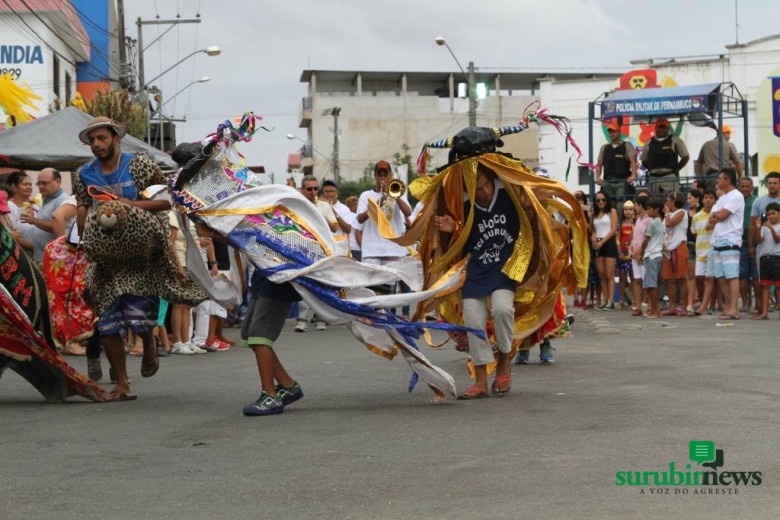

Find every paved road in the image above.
[1,306,779,519]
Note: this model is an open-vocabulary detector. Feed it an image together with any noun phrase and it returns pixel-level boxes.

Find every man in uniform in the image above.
[594,120,637,210]
[697,125,743,186]
[640,118,689,194]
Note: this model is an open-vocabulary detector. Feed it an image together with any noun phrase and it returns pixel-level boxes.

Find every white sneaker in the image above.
[171,342,194,355]
[316,321,327,331]
[188,342,208,354]
[294,321,308,332]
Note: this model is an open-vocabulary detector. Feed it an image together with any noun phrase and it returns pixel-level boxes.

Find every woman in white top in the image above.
[6,171,34,252]
[591,191,619,310]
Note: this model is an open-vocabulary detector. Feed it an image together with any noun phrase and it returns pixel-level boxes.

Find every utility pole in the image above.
[136,17,144,92]
[117,0,128,88]
[324,107,341,183]
[332,107,341,183]
[468,61,476,127]
[135,17,201,93]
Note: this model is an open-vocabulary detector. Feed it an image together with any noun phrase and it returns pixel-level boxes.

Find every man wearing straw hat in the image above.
[73,117,202,400]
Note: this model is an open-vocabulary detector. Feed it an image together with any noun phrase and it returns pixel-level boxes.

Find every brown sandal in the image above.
[458,385,489,400]
[141,353,159,378]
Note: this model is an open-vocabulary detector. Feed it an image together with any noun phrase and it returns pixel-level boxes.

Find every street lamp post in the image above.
[143,46,221,90]
[141,47,219,150]
[161,76,210,111]
[136,16,202,92]
[435,36,476,127]
[145,76,211,151]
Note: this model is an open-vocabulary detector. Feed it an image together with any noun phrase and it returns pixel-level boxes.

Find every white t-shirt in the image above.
[757,224,780,259]
[663,208,688,251]
[327,200,351,256]
[332,201,360,251]
[711,188,745,246]
[8,200,36,243]
[356,189,409,258]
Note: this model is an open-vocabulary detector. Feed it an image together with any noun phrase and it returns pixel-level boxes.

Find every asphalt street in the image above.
[1,305,779,519]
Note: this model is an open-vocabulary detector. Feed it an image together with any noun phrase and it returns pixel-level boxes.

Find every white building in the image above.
[297,70,618,183]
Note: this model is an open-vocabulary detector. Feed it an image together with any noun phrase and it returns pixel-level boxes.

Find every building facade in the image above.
[297,70,617,183]
[538,34,780,193]
[0,0,93,122]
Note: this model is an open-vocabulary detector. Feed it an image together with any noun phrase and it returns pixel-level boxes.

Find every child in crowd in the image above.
[751,202,780,320]
[629,195,650,316]
[639,198,665,318]
[617,200,635,309]
[661,192,689,316]
[693,189,719,315]
[685,189,703,315]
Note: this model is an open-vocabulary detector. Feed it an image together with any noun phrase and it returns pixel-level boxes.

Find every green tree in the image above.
[83,89,148,140]
[337,178,375,200]
[392,143,414,174]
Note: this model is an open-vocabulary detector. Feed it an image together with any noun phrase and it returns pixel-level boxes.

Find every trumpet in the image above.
[384,178,406,199]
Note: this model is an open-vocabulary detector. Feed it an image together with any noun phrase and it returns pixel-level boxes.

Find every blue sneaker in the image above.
[243,391,284,416]
[276,381,304,407]
[515,349,529,365]
[540,340,554,364]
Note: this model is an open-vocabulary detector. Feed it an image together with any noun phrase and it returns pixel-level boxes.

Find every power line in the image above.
[43,0,122,78]
[1,0,77,68]
[16,0,118,81]
[65,0,116,39]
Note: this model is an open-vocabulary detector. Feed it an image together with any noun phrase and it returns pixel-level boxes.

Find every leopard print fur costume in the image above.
[74,154,206,315]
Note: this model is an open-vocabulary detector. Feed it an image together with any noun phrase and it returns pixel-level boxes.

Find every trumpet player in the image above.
[355,160,412,266]
[322,179,353,236]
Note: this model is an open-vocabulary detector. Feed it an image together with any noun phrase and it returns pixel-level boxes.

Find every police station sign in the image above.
[602,94,709,119]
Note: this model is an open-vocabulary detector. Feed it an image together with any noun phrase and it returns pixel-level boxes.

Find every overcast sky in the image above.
[122,0,776,177]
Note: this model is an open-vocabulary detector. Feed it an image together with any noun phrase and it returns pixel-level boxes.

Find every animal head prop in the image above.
[171,113,271,210]
[415,102,592,180]
[95,199,127,231]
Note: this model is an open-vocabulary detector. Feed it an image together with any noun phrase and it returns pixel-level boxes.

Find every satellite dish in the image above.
[687,112,718,130]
